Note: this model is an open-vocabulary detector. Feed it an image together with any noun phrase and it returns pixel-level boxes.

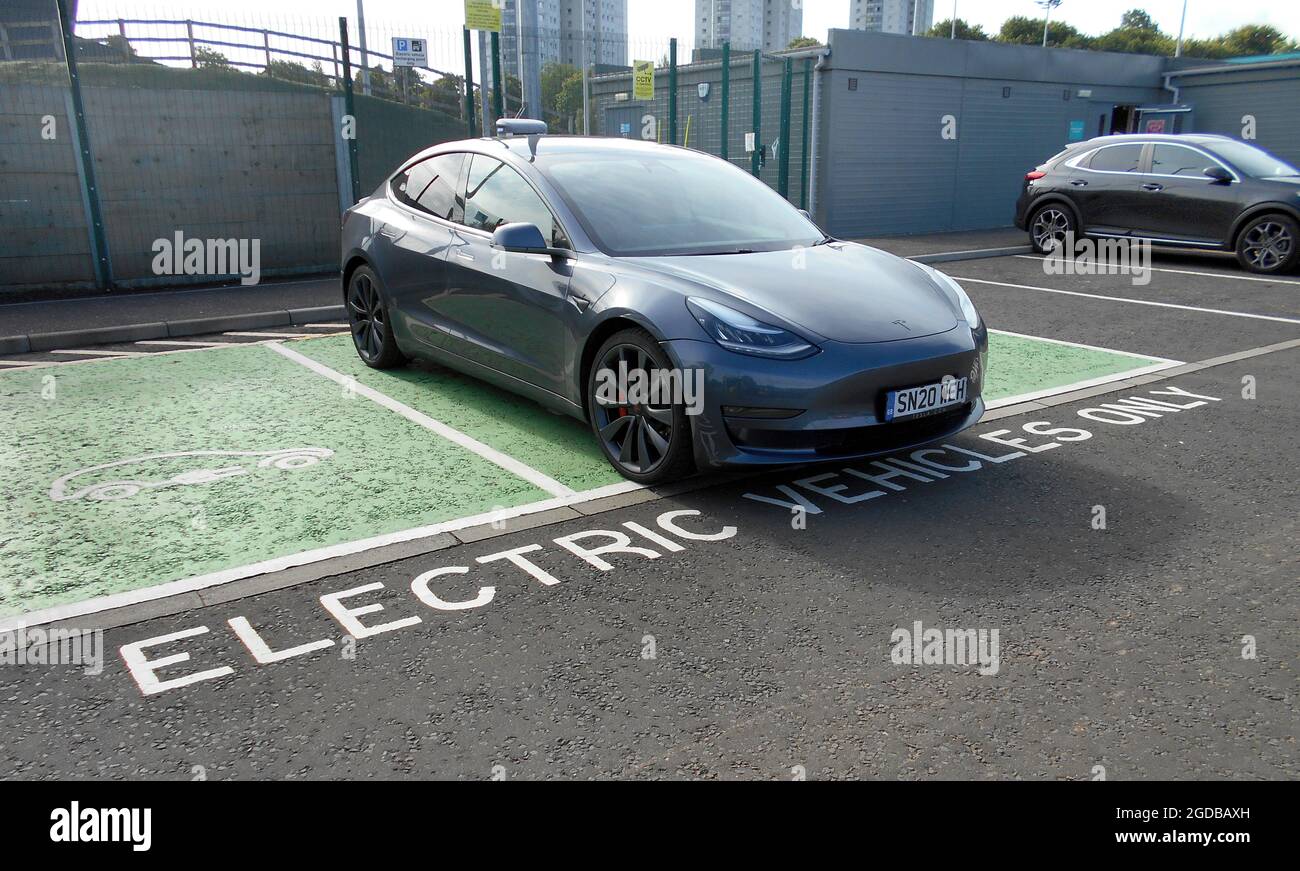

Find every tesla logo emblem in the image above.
[892,319,911,331]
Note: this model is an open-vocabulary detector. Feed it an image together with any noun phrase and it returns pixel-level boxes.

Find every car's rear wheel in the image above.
[1028,203,1076,254]
[1235,214,1299,274]
[587,329,695,485]
[346,265,406,369]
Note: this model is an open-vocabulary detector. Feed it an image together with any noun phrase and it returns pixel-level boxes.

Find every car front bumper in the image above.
[664,324,988,469]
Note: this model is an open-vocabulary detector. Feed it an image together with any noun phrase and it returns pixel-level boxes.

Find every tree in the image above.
[1216,24,1296,57]
[985,7,1296,59]
[1093,9,1174,55]
[428,73,468,114]
[927,19,989,41]
[786,36,821,49]
[261,59,330,88]
[193,46,233,70]
[998,16,1047,45]
[1120,9,1158,31]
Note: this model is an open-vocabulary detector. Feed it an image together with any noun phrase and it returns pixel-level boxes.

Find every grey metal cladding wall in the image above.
[1179,72,1300,167]
[822,70,962,237]
[816,30,1169,236]
[953,80,1074,230]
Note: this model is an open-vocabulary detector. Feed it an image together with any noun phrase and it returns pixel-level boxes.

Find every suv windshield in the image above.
[537,146,823,256]
[1208,140,1300,178]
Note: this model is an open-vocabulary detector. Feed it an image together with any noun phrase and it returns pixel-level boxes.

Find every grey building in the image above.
[501,0,628,75]
[591,29,1300,239]
[696,0,803,52]
[850,0,934,36]
[558,0,628,69]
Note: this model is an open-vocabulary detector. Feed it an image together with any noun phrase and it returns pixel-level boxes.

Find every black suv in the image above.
[1014,133,1300,274]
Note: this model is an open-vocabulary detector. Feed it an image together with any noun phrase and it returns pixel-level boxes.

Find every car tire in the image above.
[1028,203,1077,254]
[587,328,695,485]
[1234,214,1300,275]
[345,265,407,369]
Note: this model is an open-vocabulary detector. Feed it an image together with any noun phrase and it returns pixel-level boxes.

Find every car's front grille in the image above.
[726,404,972,457]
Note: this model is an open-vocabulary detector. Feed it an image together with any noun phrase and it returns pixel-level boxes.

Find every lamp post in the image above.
[1037,0,1063,48]
[1175,0,1188,57]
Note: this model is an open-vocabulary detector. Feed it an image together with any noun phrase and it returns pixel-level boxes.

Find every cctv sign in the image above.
[392,37,427,68]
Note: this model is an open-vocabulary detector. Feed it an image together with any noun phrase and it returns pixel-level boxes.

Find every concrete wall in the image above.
[87,86,341,283]
[0,81,339,290]
[0,83,95,286]
[353,94,469,194]
[0,70,469,291]
[818,30,1168,236]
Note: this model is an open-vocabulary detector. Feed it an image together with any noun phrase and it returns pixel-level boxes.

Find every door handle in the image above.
[567,291,594,312]
[1141,182,1164,192]
[453,248,475,262]
[1069,179,1088,186]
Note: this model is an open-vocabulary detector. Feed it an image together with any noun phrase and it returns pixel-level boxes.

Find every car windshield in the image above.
[537,147,823,256]
[1209,140,1300,178]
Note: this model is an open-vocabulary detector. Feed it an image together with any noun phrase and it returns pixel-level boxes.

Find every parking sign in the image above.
[392,37,427,68]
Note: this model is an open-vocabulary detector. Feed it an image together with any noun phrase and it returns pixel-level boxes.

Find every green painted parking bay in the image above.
[0,330,1176,623]
[0,344,557,619]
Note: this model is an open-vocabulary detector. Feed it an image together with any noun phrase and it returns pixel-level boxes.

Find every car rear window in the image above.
[1087,144,1143,173]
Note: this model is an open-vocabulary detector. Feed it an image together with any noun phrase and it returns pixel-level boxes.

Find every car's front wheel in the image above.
[587,329,695,485]
[1028,203,1077,254]
[346,265,407,369]
[1235,214,1299,274]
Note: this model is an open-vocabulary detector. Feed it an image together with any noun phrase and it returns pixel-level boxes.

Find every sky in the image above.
[76,0,1300,73]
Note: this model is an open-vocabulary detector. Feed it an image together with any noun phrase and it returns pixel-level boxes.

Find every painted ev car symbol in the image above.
[48,448,335,503]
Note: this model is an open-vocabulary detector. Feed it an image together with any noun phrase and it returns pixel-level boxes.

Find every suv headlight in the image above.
[686,297,818,359]
[915,262,980,329]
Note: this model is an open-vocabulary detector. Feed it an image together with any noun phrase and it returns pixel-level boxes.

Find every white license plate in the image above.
[885,377,967,422]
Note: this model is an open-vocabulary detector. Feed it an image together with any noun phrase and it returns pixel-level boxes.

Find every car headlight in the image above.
[686,297,818,359]
[916,262,980,329]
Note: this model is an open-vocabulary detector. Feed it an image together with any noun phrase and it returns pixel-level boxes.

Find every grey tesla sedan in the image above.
[340,127,987,484]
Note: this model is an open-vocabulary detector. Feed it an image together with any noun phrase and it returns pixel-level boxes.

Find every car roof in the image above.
[1074,133,1235,148]
[417,134,693,165]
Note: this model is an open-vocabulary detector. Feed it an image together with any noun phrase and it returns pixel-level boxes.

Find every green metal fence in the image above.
[0,1,818,293]
[588,42,820,209]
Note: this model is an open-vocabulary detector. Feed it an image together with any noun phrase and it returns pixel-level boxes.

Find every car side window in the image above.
[1151,144,1212,177]
[1088,144,1143,173]
[463,155,569,248]
[391,153,464,221]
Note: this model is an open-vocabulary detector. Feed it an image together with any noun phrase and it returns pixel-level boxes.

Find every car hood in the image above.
[626,242,959,344]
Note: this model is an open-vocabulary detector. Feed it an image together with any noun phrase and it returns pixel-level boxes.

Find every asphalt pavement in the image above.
[1,244,1295,780]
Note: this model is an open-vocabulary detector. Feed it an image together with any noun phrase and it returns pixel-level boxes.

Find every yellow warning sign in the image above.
[633,60,655,100]
[465,0,502,32]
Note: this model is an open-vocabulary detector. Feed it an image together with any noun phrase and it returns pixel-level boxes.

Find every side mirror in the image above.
[1204,166,1232,183]
[491,222,572,258]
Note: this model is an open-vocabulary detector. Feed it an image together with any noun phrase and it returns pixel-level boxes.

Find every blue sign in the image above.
[619,122,631,136]
[1067,119,1085,141]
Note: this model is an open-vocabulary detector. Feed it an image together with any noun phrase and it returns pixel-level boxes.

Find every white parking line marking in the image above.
[986,360,1184,409]
[223,331,314,339]
[0,479,644,633]
[266,341,577,498]
[303,323,349,328]
[903,245,1028,258]
[136,340,235,348]
[953,276,1300,324]
[1013,254,1300,285]
[988,328,1180,363]
[0,360,38,367]
[49,349,143,357]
